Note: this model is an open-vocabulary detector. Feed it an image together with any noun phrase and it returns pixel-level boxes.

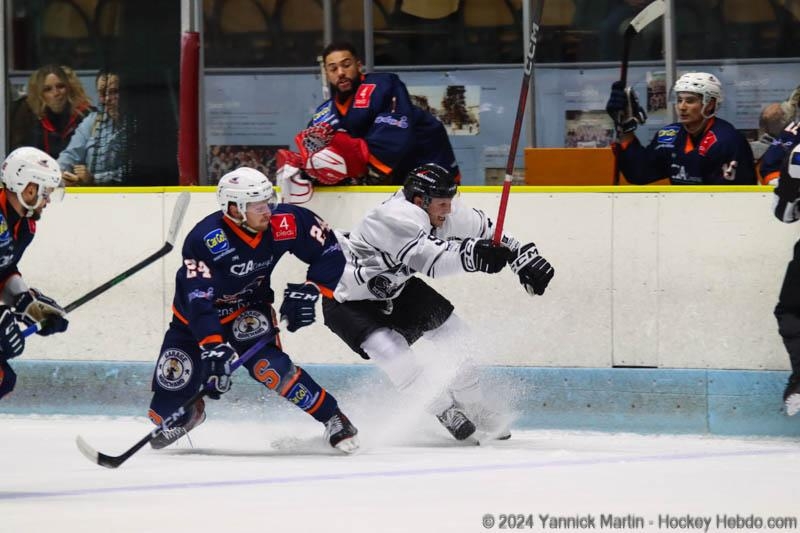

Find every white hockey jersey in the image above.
[333,189,497,302]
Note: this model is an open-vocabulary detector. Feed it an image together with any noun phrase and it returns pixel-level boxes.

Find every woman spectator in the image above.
[25,64,92,158]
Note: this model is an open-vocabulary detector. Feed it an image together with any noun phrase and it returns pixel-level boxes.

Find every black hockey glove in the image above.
[509,243,554,296]
[0,306,24,361]
[199,342,238,399]
[460,238,512,274]
[13,288,68,336]
[279,282,321,332]
[606,81,647,135]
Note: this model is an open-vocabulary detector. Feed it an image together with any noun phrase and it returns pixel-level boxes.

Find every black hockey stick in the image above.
[76,335,270,469]
[492,0,544,244]
[21,192,191,337]
[612,0,666,185]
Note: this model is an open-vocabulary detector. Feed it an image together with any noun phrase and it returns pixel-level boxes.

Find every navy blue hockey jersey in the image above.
[0,189,36,289]
[309,72,459,183]
[760,125,799,185]
[619,117,756,185]
[171,204,344,346]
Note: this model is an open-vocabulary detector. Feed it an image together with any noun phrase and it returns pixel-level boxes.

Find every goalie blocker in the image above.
[276,123,369,204]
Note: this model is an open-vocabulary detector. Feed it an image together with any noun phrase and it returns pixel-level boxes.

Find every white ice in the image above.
[2,413,800,533]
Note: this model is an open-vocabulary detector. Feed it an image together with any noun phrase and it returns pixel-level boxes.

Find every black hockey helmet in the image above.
[403,163,457,207]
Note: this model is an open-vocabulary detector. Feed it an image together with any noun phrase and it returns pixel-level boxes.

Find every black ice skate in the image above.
[150,399,207,450]
[784,374,800,416]
[436,403,476,441]
[324,408,360,454]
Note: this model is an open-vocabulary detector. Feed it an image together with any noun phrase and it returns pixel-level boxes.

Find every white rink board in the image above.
[18,190,797,370]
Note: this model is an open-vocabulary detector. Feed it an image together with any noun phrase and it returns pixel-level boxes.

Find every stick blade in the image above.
[76,435,123,469]
[629,0,665,34]
[166,191,191,246]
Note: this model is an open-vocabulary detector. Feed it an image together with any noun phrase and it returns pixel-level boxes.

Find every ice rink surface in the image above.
[2,413,800,533]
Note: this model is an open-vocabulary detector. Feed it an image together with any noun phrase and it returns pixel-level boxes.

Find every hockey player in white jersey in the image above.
[320,163,554,441]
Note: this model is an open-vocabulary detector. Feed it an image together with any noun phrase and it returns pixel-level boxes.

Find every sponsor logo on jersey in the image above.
[270,213,298,241]
[204,228,229,254]
[232,309,271,341]
[656,126,679,145]
[698,130,717,156]
[354,84,376,108]
[286,383,315,410]
[0,215,9,246]
[156,348,193,391]
[188,287,215,302]
[230,257,274,276]
[312,103,334,124]
[374,115,409,128]
[368,274,403,299]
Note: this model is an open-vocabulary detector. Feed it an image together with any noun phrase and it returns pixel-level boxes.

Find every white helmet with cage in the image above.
[217,166,277,224]
[674,72,723,110]
[0,146,65,216]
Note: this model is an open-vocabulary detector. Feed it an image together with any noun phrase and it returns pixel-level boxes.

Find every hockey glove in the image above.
[460,238,512,274]
[199,342,238,399]
[0,306,24,361]
[279,282,321,332]
[13,288,68,336]
[606,81,647,135]
[509,243,554,296]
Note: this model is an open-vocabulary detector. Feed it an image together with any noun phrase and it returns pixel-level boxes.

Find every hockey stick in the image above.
[492,0,544,244]
[76,335,270,469]
[21,192,191,337]
[611,0,666,185]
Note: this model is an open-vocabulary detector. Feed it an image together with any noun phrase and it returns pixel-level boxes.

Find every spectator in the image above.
[58,72,126,186]
[771,143,800,416]
[275,41,459,203]
[758,86,800,185]
[606,72,757,185]
[24,65,92,159]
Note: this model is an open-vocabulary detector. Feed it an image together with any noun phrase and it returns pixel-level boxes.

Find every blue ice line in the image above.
[1,447,797,502]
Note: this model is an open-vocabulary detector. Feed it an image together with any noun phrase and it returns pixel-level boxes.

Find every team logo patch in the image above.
[698,130,717,156]
[232,309,272,341]
[204,228,229,254]
[156,348,194,391]
[354,84,376,108]
[270,213,298,241]
[656,126,679,145]
[286,383,315,410]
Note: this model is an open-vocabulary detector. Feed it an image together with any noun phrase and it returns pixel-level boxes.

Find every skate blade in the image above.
[786,394,800,416]
[333,435,360,455]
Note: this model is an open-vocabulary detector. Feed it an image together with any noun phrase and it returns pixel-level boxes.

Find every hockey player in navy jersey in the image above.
[147,167,359,453]
[276,41,459,202]
[0,147,69,400]
[606,72,756,185]
[322,163,554,442]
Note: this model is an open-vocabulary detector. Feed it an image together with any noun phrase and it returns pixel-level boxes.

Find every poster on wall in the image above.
[207,145,287,185]
[564,110,614,148]
[408,85,481,136]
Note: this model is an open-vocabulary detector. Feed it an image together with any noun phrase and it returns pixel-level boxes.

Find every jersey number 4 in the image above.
[185,259,212,278]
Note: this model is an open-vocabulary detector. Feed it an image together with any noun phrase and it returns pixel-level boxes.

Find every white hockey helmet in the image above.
[673,72,723,108]
[217,166,277,223]
[0,146,65,215]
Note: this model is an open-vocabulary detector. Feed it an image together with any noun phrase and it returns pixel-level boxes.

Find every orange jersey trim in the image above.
[335,94,353,117]
[222,216,263,249]
[307,388,327,415]
[279,367,303,397]
[198,334,223,347]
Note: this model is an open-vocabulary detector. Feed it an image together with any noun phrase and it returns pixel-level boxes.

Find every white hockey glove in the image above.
[13,288,68,336]
[509,243,554,296]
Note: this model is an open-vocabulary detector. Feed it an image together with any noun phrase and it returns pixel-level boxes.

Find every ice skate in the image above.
[436,403,476,441]
[784,374,800,416]
[150,399,206,450]
[324,408,360,454]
